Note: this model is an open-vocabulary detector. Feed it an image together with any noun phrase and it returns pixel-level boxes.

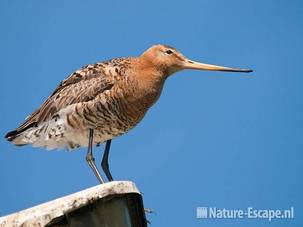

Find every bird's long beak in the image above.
[183,59,253,73]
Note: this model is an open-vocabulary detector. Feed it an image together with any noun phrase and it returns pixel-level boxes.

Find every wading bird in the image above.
[5,45,252,183]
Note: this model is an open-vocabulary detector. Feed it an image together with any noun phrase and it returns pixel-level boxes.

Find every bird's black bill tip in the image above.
[242,69,253,73]
[222,68,254,73]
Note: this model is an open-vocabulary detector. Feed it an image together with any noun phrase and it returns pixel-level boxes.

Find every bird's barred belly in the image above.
[59,113,136,150]
[61,93,145,149]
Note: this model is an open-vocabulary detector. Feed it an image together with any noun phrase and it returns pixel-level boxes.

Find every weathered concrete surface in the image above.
[0,181,140,227]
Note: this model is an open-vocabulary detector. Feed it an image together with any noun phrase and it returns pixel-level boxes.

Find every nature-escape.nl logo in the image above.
[196,206,294,221]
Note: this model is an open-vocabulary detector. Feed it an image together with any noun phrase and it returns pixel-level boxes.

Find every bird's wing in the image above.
[10,63,117,135]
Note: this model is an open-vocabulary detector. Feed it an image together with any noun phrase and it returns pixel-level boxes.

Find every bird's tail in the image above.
[5,130,27,146]
[5,118,74,150]
[4,123,37,146]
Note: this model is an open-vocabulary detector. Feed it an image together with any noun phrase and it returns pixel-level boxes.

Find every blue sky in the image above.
[1,0,302,226]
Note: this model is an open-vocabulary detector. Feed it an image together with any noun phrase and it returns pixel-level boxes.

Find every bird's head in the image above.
[140,44,252,77]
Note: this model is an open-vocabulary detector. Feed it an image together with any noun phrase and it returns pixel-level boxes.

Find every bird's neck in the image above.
[126,57,167,109]
[136,56,167,88]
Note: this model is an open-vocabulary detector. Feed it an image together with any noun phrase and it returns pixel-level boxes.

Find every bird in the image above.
[5,44,252,184]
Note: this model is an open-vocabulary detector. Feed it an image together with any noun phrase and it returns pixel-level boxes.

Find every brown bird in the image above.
[5,44,252,183]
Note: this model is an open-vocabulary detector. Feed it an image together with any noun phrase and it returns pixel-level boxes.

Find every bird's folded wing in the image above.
[14,63,116,134]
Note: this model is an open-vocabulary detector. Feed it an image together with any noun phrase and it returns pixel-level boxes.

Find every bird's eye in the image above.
[165,50,173,55]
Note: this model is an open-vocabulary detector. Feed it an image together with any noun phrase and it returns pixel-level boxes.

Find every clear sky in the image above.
[1,0,302,226]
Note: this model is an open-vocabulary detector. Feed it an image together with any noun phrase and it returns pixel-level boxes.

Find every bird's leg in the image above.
[101,140,114,181]
[86,129,105,184]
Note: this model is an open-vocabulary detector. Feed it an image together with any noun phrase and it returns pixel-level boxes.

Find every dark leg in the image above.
[86,129,105,184]
[101,140,113,181]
